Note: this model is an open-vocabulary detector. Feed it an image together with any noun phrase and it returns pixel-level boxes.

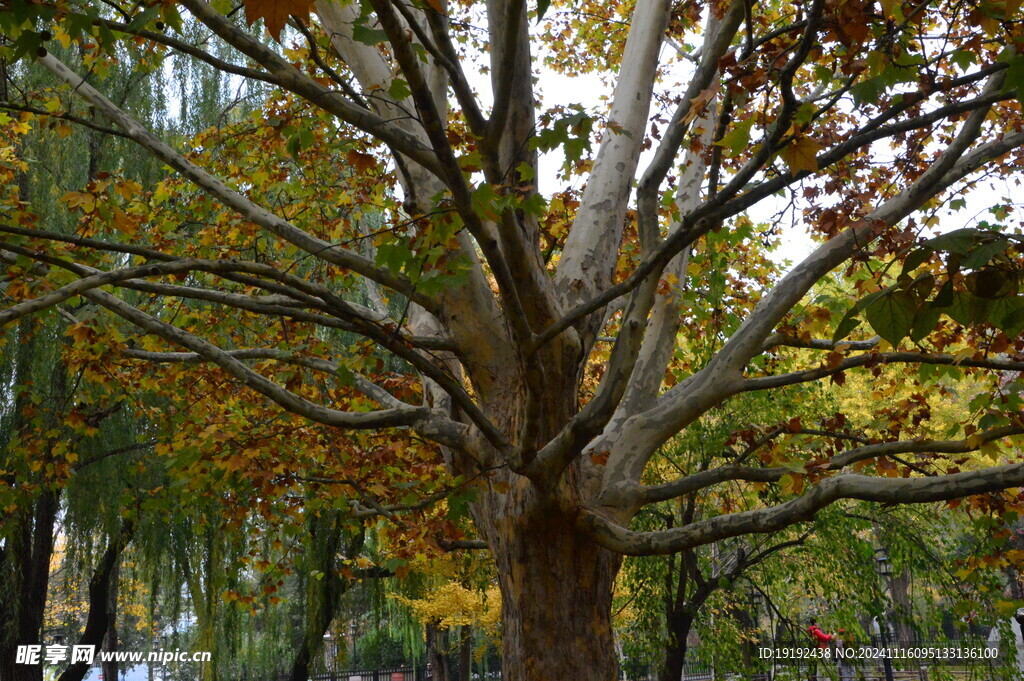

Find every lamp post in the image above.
[874,548,896,681]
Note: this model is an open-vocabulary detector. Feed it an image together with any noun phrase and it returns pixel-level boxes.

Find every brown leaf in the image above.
[346,150,378,173]
[780,136,822,175]
[244,0,315,41]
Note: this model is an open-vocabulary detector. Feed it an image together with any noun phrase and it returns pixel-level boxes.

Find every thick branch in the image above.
[179,0,445,176]
[80,287,456,434]
[741,351,1024,392]
[582,462,1024,555]
[553,0,674,343]
[635,426,1024,505]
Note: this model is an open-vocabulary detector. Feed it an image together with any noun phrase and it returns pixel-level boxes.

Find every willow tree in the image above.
[3,0,1024,678]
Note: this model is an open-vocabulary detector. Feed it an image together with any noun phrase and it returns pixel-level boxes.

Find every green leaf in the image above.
[832,308,863,343]
[930,279,955,308]
[537,0,552,21]
[865,292,915,346]
[471,183,501,220]
[717,117,757,157]
[902,247,932,273]
[926,228,987,256]
[965,267,1016,299]
[947,292,993,326]
[388,78,412,101]
[446,487,479,521]
[962,238,1009,270]
[1005,55,1024,100]
[950,50,976,71]
[334,364,355,387]
[352,24,388,45]
[991,296,1024,336]
[375,240,413,274]
[382,557,408,574]
[515,161,536,182]
[832,289,885,342]
[909,306,941,343]
[124,5,161,32]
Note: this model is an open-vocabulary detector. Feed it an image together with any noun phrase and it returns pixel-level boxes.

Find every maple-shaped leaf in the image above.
[346,149,377,173]
[244,0,315,41]
[780,136,823,175]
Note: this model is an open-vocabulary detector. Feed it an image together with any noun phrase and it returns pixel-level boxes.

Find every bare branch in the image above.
[760,334,880,353]
[0,102,131,139]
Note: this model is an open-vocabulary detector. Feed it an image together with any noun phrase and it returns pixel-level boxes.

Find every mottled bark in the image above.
[481,485,621,681]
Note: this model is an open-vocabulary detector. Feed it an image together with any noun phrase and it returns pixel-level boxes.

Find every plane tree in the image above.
[3,0,1024,679]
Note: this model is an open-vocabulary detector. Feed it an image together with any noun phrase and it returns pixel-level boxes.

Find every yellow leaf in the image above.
[63,191,95,213]
[780,473,806,496]
[780,136,823,175]
[965,433,985,450]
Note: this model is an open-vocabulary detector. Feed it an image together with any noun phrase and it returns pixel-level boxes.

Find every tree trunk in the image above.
[0,489,59,681]
[425,624,450,681]
[456,627,470,681]
[659,610,695,681]
[59,521,134,681]
[288,515,358,681]
[102,557,121,681]
[489,499,621,681]
[888,570,915,645]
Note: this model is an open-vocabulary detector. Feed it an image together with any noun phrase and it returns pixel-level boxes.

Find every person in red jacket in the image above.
[807,619,836,648]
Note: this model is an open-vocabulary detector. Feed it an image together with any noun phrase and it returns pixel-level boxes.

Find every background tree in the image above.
[4,1,1024,680]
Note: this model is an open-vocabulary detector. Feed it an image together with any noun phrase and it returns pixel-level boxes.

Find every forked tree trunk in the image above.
[490,498,621,681]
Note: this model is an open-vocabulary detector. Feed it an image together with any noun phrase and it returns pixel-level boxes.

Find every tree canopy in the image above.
[3,0,1024,678]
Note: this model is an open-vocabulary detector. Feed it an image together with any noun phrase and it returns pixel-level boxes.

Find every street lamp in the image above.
[875,547,892,578]
[874,548,895,681]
